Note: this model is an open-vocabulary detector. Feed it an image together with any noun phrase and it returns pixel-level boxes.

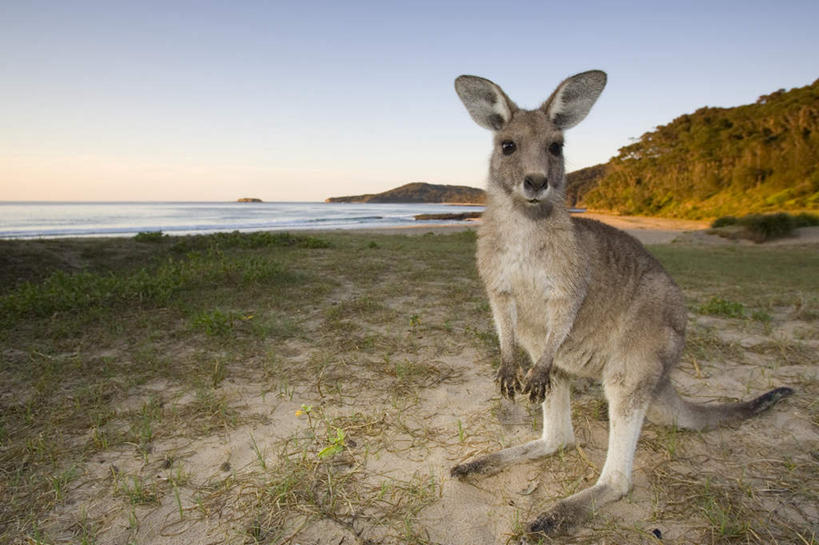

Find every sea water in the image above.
[0,201,485,239]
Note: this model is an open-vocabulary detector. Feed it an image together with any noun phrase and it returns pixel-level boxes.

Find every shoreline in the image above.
[3,212,817,246]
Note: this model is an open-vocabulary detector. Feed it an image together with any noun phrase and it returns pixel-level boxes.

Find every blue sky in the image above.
[1,0,817,201]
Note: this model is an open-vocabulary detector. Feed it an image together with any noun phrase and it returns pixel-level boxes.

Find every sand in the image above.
[13,213,818,545]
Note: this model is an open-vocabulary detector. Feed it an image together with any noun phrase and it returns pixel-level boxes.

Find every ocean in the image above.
[0,201,485,239]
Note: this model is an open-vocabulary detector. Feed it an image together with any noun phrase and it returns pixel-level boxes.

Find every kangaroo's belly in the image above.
[512,289,609,379]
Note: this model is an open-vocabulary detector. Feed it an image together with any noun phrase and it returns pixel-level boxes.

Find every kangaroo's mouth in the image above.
[527,198,540,204]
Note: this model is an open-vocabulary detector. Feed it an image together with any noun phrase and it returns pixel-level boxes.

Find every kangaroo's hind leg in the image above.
[528,369,653,535]
[451,375,574,478]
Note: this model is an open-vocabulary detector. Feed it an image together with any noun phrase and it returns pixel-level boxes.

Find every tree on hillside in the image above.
[577,79,819,219]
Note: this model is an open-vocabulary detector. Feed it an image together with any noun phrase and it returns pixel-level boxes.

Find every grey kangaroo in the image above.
[451,70,793,536]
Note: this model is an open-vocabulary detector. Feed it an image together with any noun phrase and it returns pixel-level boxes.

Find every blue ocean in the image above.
[0,201,485,239]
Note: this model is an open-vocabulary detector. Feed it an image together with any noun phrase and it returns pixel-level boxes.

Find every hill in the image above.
[572,79,819,219]
[326,182,486,204]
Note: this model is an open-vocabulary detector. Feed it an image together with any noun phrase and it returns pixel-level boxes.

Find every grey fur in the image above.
[451,71,794,537]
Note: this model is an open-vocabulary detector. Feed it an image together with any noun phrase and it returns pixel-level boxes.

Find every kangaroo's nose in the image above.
[524,174,549,193]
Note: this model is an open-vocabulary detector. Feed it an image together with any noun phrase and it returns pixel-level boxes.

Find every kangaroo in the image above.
[450,70,794,536]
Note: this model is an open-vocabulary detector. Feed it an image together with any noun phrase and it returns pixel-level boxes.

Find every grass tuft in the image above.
[697,296,746,318]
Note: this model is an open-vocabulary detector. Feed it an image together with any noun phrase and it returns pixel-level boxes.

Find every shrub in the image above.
[711,216,738,228]
[792,212,819,228]
[710,212,817,242]
[134,231,167,243]
[740,213,794,242]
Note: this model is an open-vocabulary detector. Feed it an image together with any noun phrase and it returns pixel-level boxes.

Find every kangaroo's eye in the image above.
[501,141,517,155]
[548,142,563,156]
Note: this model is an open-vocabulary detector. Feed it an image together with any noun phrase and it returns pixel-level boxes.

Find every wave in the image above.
[306,215,385,223]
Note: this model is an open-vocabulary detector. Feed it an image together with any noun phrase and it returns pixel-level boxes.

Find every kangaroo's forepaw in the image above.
[521,366,551,404]
[494,363,520,400]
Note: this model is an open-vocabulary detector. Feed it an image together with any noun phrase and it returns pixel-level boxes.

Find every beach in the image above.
[351,212,819,246]
[1,218,817,545]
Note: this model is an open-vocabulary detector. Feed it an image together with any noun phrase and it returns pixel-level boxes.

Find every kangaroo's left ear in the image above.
[543,70,607,129]
[454,75,516,131]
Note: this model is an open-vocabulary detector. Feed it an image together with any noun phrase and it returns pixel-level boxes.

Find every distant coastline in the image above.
[327,182,486,204]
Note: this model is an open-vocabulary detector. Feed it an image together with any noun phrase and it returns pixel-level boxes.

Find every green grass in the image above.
[0,229,815,545]
[697,297,746,318]
[648,243,819,309]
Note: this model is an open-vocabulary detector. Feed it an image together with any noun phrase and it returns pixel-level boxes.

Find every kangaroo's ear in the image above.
[543,70,607,129]
[454,75,515,131]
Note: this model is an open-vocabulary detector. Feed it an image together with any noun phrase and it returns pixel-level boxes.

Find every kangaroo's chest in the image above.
[480,235,563,320]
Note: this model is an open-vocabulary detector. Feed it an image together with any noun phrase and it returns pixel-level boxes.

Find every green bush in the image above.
[710,212,818,242]
[792,212,819,228]
[741,213,794,242]
[711,216,738,228]
[134,231,167,243]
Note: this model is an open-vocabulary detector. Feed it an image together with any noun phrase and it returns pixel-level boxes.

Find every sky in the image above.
[1,0,817,202]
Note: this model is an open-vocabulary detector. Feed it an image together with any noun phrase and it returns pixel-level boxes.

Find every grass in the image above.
[0,229,816,544]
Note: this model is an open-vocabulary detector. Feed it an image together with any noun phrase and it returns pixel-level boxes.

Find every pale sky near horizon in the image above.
[1,0,817,202]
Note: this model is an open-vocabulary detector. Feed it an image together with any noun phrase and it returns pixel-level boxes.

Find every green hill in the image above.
[326,182,486,204]
[573,78,819,219]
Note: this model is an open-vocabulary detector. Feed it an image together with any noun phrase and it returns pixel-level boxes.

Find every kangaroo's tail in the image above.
[647,381,794,431]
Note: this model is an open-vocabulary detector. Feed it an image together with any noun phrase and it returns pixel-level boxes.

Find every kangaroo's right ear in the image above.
[543,70,607,129]
[454,75,514,131]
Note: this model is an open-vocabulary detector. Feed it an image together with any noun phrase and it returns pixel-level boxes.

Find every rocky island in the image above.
[237,197,263,203]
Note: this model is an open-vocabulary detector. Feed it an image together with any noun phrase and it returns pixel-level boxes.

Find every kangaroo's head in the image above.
[455,71,606,215]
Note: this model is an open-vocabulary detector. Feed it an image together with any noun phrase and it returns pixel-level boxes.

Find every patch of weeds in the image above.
[72,510,99,545]
[698,479,752,541]
[113,472,160,506]
[177,388,239,435]
[642,425,684,461]
[50,465,80,502]
[317,427,346,459]
[127,397,162,455]
[190,308,239,337]
[750,309,773,324]
[698,296,745,318]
